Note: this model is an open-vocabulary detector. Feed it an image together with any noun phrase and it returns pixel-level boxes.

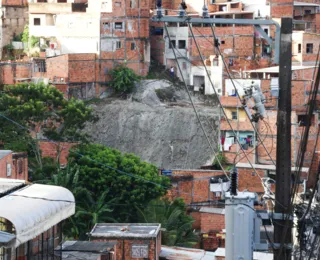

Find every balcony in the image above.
[29,3,73,14]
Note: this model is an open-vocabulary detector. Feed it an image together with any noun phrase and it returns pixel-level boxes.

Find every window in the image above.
[17,159,24,174]
[221,40,225,44]
[306,43,313,54]
[34,18,41,26]
[131,42,136,50]
[182,62,187,70]
[116,41,122,49]
[115,2,121,7]
[305,9,312,15]
[178,40,186,49]
[231,111,237,120]
[103,22,109,29]
[169,40,176,49]
[6,163,11,177]
[33,59,46,73]
[115,22,123,29]
[130,0,135,8]
[297,114,314,126]
[298,43,302,53]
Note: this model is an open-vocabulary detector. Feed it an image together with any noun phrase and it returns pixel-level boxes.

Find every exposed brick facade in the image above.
[0,151,28,181]
[92,234,161,260]
[39,141,78,165]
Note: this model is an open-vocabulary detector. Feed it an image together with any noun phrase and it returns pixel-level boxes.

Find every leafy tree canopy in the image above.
[68,143,170,221]
[0,83,97,150]
[109,64,139,93]
[137,198,199,247]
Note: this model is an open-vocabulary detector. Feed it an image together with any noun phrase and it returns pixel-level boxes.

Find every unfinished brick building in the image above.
[0,0,28,59]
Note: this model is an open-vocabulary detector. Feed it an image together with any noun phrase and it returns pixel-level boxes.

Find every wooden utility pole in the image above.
[274,17,293,260]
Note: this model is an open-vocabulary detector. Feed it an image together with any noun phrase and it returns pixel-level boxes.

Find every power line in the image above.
[192,25,276,166]
[163,23,230,181]
[186,22,274,196]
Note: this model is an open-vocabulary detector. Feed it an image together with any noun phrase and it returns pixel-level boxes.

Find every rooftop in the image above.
[54,241,116,259]
[294,1,320,7]
[209,11,254,15]
[199,207,225,215]
[160,245,215,260]
[89,223,161,239]
[0,178,26,196]
[59,241,117,252]
[0,150,11,160]
[0,231,15,247]
[245,65,316,74]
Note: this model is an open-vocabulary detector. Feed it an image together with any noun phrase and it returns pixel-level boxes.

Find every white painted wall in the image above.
[225,79,261,97]
[87,0,112,13]
[242,0,270,18]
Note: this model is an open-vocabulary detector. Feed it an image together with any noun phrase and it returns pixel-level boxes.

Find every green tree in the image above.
[68,143,170,222]
[109,65,139,93]
[137,198,199,247]
[75,190,117,239]
[0,83,97,172]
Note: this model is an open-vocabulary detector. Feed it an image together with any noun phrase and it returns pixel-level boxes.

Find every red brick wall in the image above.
[92,237,159,260]
[46,55,69,81]
[2,0,28,6]
[0,152,28,181]
[39,141,78,165]
[200,213,225,233]
[0,63,32,85]
[270,0,293,18]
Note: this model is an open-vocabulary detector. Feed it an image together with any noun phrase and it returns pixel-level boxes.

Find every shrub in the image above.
[109,65,139,93]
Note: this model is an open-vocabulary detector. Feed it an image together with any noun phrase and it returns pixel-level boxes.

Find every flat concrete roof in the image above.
[59,241,117,252]
[236,163,309,172]
[199,207,225,215]
[294,1,320,7]
[0,150,11,160]
[89,223,161,239]
[245,65,316,74]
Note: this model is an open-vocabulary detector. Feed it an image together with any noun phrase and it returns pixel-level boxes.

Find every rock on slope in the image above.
[85,80,220,169]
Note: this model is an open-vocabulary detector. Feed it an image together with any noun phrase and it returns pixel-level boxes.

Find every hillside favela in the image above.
[0,0,320,259]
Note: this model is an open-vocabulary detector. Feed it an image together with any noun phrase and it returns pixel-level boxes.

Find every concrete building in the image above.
[89,223,161,260]
[0,150,28,181]
[0,0,28,59]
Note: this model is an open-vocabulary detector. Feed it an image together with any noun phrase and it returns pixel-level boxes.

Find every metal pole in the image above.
[274,17,293,260]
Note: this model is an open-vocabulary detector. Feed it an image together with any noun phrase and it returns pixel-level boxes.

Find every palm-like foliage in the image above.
[43,165,117,239]
[137,198,199,247]
[76,190,117,232]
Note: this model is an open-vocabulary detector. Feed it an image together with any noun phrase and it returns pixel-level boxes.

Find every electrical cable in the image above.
[163,23,230,180]
[186,22,276,196]
[193,25,276,166]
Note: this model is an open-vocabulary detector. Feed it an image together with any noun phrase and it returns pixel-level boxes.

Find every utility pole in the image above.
[274,17,293,260]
